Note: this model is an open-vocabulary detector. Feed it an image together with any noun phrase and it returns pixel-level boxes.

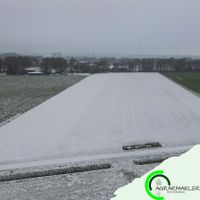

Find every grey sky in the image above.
[0,0,200,56]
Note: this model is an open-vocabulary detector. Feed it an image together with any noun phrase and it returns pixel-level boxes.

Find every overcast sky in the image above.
[0,0,200,56]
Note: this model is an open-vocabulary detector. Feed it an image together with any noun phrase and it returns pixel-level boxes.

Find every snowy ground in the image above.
[0,148,185,200]
[0,155,156,200]
[0,74,85,123]
[0,73,200,169]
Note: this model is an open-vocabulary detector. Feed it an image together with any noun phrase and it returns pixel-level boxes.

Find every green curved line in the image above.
[145,170,164,200]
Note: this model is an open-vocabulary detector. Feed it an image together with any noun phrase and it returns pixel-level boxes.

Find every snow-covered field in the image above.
[0,73,200,168]
[0,75,86,123]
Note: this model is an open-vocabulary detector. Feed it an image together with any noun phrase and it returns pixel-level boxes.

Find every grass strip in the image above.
[0,163,111,182]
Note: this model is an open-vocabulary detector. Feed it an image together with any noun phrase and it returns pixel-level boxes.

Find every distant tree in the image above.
[53,57,68,73]
[2,55,200,75]
[96,58,109,72]
[191,59,200,71]
[17,56,33,74]
[128,59,136,72]
[4,56,19,74]
[118,58,129,68]
[41,57,68,74]
[141,59,154,72]
[4,56,34,74]
[69,57,78,72]
[78,62,90,73]
[0,58,3,72]
[41,58,53,74]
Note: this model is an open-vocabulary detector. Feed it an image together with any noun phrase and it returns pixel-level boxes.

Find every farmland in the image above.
[1,72,200,124]
[0,73,200,169]
[162,72,200,94]
[0,75,86,123]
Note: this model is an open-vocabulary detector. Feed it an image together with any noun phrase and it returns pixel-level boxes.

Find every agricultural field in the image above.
[0,73,200,169]
[162,72,200,94]
[0,74,86,123]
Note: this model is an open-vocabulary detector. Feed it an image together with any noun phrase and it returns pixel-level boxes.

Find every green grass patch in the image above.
[162,72,200,94]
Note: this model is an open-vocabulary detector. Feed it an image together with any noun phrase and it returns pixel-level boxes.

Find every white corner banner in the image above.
[111,145,200,200]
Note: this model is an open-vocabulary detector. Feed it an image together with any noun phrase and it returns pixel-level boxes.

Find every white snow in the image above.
[0,73,200,168]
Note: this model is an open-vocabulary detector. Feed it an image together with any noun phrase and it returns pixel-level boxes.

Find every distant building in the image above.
[25,66,43,75]
[109,65,114,70]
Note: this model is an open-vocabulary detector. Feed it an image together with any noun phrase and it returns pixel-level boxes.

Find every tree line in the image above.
[0,56,200,74]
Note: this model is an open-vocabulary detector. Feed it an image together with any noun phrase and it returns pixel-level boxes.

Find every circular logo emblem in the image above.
[145,170,171,200]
